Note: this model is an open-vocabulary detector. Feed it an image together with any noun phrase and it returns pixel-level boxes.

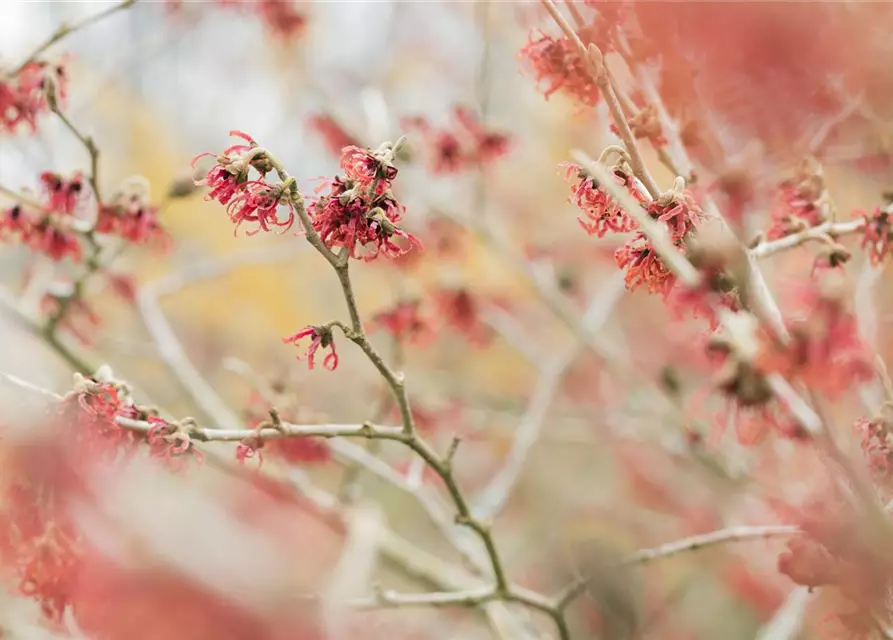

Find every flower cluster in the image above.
[282,325,339,371]
[166,0,307,40]
[193,130,297,236]
[367,298,435,346]
[755,278,873,398]
[432,286,493,346]
[310,142,421,261]
[401,106,511,174]
[854,416,893,487]
[0,60,67,134]
[96,178,170,247]
[0,172,85,261]
[519,29,600,107]
[562,162,643,238]
[767,160,829,240]
[858,204,892,266]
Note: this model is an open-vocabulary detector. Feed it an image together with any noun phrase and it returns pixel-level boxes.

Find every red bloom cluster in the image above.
[767,166,827,240]
[562,162,643,238]
[519,29,600,107]
[194,130,296,236]
[858,205,892,266]
[96,181,170,247]
[756,280,873,398]
[0,372,206,622]
[854,416,893,488]
[168,0,307,39]
[282,325,339,371]
[367,299,435,345]
[310,144,421,261]
[432,286,493,346]
[401,106,511,174]
[1,172,86,262]
[0,60,67,134]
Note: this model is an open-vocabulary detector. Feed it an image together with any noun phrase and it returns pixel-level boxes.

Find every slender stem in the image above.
[8,0,138,78]
[556,525,800,608]
[539,0,660,198]
[749,219,865,259]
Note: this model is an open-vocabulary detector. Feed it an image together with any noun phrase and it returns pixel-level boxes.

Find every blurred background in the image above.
[1,2,892,639]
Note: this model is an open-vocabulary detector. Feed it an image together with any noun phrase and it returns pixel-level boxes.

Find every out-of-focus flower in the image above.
[0,60,68,134]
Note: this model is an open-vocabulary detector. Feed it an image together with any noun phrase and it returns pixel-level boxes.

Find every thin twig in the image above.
[8,0,138,78]
[749,219,865,259]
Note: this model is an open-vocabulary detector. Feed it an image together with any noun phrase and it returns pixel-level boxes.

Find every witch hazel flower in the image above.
[0,59,68,134]
[767,158,831,240]
[283,324,339,371]
[193,130,296,235]
[755,276,873,399]
[367,299,435,346]
[858,203,892,266]
[401,106,511,175]
[520,30,598,106]
[562,160,644,237]
[40,171,84,215]
[311,138,422,261]
[96,176,170,247]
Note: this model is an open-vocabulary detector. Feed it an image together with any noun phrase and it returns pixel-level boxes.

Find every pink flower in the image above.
[562,162,642,237]
[614,233,676,295]
[282,325,339,371]
[859,205,891,266]
[26,221,83,262]
[403,107,511,175]
[310,176,421,261]
[367,299,434,345]
[194,131,298,235]
[96,187,170,247]
[224,179,295,236]
[339,145,398,197]
[432,287,492,346]
[39,171,84,215]
[0,61,67,134]
[519,30,600,107]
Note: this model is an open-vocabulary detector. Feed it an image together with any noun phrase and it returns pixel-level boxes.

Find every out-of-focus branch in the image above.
[556,525,800,609]
[8,0,138,77]
[473,272,627,519]
[749,219,865,259]
[539,0,660,198]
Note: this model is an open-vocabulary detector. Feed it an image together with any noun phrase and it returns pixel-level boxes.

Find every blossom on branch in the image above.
[193,131,297,235]
[0,60,68,134]
[282,325,339,371]
[310,141,421,261]
[562,162,643,237]
[858,205,892,266]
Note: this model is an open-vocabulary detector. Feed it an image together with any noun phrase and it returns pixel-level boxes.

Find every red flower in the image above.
[193,130,262,206]
[340,145,398,195]
[767,175,827,241]
[859,205,892,266]
[755,280,873,398]
[25,220,83,262]
[0,60,67,134]
[224,179,296,236]
[96,182,170,247]
[256,0,306,39]
[519,30,600,107]
[432,287,492,346]
[562,162,642,237]
[310,176,421,261]
[367,299,434,345]
[39,171,84,215]
[614,233,676,296]
[282,325,339,371]
[777,535,840,589]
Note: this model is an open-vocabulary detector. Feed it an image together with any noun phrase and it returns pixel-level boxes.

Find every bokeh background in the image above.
[1,2,893,639]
